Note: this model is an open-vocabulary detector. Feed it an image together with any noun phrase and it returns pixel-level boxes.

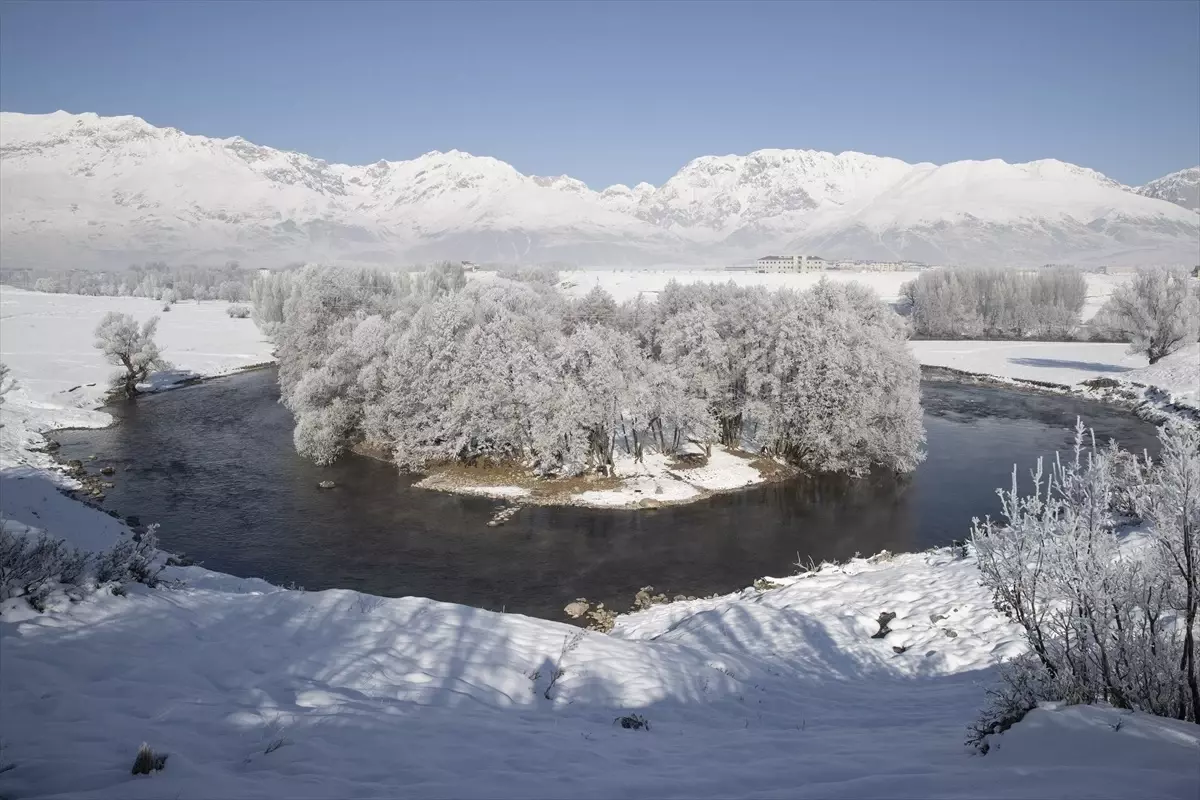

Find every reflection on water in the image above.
[54,369,1161,619]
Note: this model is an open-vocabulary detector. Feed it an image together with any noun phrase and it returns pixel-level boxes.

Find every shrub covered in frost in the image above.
[972,419,1200,728]
[0,524,89,604]
[226,303,252,319]
[95,524,165,588]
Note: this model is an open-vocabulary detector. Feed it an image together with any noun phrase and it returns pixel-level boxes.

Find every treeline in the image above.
[257,264,926,478]
[901,265,1088,339]
[4,262,254,302]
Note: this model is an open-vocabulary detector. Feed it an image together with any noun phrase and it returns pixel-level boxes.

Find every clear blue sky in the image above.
[2,0,1197,187]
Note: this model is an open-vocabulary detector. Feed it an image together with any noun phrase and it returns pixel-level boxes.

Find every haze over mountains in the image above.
[1,111,1197,269]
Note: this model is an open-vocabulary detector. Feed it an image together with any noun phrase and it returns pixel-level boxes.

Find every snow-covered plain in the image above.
[2,287,1198,798]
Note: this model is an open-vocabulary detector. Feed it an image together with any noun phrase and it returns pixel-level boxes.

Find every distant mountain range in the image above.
[1,111,1197,269]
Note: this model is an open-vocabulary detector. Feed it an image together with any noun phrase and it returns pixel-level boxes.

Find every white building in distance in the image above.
[754,255,827,273]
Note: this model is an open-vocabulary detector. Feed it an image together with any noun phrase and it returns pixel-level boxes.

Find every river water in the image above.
[54,368,1160,619]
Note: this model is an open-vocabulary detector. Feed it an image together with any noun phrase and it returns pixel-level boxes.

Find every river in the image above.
[54,368,1161,619]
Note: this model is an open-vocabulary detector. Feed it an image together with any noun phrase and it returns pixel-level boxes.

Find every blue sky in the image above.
[1,0,1197,188]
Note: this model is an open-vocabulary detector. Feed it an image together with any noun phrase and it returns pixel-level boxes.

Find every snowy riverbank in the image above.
[2,287,1198,797]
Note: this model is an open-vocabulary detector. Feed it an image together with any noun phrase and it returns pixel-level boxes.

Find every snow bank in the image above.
[573,448,766,508]
[3,546,1196,798]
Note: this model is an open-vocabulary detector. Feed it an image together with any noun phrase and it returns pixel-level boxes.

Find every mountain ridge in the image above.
[1,110,1196,268]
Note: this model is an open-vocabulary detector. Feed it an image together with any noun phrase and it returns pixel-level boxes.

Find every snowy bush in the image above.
[131,743,168,775]
[94,312,169,397]
[95,525,165,589]
[966,653,1054,753]
[972,420,1200,725]
[272,266,926,479]
[226,303,252,319]
[902,265,1086,339]
[1091,266,1199,364]
[0,524,89,604]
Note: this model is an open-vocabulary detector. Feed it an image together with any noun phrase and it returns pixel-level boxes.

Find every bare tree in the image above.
[1103,267,1200,364]
[94,312,169,397]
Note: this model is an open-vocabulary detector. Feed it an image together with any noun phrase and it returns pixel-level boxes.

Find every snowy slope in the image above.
[1136,167,1200,212]
[2,110,1198,269]
[3,544,1197,799]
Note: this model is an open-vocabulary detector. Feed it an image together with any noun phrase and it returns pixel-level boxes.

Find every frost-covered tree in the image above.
[761,280,925,474]
[903,265,1087,339]
[93,312,168,397]
[656,282,773,447]
[1098,266,1199,364]
[272,266,926,480]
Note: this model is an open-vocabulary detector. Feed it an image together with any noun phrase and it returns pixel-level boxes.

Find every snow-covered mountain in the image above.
[2,110,1197,268]
[1136,167,1200,213]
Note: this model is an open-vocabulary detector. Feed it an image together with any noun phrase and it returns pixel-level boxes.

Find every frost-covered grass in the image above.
[1,288,1198,797]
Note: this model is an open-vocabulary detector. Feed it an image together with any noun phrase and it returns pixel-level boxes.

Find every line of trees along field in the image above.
[901,264,1200,353]
[2,262,254,302]
[254,264,927,478]
[901,265,1089,339]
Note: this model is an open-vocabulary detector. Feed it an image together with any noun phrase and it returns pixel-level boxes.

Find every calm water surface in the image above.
[55,368,1160,619]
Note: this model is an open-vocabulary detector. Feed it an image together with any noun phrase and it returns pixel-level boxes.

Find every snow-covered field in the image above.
[2,287,1198,798]
[0,287,274,425]
[0,287,275,470]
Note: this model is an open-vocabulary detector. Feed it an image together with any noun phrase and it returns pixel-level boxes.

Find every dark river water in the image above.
[54,368,1161,620]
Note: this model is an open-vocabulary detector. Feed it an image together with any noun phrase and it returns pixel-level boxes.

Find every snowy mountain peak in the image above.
[1137,167,1200,212]
[1,110,1197,268]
